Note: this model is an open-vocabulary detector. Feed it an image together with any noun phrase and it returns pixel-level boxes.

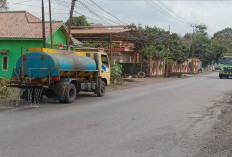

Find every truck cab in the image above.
[73,48,110,86]
[219,55,232,79]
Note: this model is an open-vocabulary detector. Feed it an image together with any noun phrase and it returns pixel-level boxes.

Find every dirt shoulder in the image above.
[194,90,232,156]
[106,77,181,92]
[106,71,214,92]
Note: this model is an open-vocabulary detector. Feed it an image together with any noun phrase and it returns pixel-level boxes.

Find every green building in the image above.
[0,11,82,78]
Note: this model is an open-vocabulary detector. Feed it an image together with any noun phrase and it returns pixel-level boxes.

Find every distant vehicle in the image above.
[214,61,220,70]
[219,55,232,79]
[8,48,110,103]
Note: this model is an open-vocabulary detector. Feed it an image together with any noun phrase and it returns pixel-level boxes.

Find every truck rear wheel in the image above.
[97,79,106,97]
[62,83,76,103]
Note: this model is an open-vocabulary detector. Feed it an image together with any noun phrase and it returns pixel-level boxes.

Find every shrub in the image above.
[0,77,9,99]
[110,61,123,84]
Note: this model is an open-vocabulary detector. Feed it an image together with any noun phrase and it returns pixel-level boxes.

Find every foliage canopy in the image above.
[0,0,8,11]
[66,15,90,26]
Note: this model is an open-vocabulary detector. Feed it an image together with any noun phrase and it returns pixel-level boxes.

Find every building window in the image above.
[2,56,8,71]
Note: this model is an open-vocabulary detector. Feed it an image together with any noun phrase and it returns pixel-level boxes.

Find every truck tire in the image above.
[44,89,54,98]
[97,79,106,97]
[63,83,76,103]
[137,71,146,78]
[219,74,224,79]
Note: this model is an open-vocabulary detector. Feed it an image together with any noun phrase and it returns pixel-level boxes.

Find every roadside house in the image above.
[107,41,135,63]
[71,25,144,63]
[0,11,82,78]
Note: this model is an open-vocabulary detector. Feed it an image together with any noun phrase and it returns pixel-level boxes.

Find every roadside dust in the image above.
[107,77,181,92]
[194,90,232,157]
[107,72,213,92]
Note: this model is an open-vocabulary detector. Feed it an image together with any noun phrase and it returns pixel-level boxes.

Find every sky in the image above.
[7,0,232,36]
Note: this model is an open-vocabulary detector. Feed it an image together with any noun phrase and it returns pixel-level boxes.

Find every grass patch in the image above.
[0,77,19,101]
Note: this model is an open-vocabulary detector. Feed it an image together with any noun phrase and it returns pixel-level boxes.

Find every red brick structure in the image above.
[148,58,201,77]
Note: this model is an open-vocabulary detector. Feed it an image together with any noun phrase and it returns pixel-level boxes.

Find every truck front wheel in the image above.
[219,74,222,79]
[63,83,77,103]
[97,79,106,97]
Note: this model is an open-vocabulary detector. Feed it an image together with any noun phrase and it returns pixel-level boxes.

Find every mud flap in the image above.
[54,83,67,101]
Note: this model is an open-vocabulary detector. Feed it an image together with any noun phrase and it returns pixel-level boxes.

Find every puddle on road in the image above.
[1,87,44,111]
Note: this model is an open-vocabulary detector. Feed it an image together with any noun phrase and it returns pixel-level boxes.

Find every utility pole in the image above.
[165,25,171,77]
[67,0,77,52]
[42,0,46,48]
[191,25,196,73]
[49,0,53,48]
[191,25,195,58]
[140,42,143,71]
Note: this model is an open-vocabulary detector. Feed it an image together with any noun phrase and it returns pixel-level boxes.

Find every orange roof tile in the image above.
[0,11,63,39]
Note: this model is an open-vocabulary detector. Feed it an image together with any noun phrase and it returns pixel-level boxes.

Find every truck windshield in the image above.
[220,57,232,65]
[101,55,109,67]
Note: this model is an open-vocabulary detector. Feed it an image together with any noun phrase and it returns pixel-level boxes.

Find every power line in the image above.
[8,0,131,27]
[89,0,128,25]
[8,0,216,34]
[154,1,217,32]
[150,1,193,25]
[82,0,126,25]
[157,1,193,25]
[50,0,112,25]
[73,6,110,25]
[52,0,68,8]
[74,4,111,24]
[77,0,112,25]
[52,0,112,25]
[78,0,121,25]
[8,0,107,25]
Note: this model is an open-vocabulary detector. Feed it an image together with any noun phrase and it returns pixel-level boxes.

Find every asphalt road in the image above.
[0,72,232,157]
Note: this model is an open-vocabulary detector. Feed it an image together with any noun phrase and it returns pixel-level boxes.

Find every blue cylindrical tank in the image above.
[15,52,97,78]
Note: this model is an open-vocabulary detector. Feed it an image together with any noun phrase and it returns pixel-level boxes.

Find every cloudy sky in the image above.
[7,0,232,36]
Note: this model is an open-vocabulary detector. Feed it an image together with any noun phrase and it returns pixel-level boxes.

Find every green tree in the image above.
[186,25,228,66]
[134,24,226,67]
[169,33,189,63]
[193,35,227,66]
[66,15,90,26]
[0,0,8,11]
[212,28,232,52]
[143,45,167,61]
[139,26,189,64]
[213,44,228,61]
[182,33,192,48]
[195,24,208,35]
[194,36,213,65]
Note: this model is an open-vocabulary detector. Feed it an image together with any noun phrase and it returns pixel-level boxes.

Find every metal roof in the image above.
[71,26,146,41]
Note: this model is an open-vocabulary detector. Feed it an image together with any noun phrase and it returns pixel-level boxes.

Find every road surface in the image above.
[0,72,231,157]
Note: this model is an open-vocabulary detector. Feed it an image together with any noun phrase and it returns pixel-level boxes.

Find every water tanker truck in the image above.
[9,48,110,103]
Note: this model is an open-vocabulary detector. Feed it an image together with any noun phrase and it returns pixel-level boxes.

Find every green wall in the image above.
[46,28,67,49]
[0,39,42,78]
